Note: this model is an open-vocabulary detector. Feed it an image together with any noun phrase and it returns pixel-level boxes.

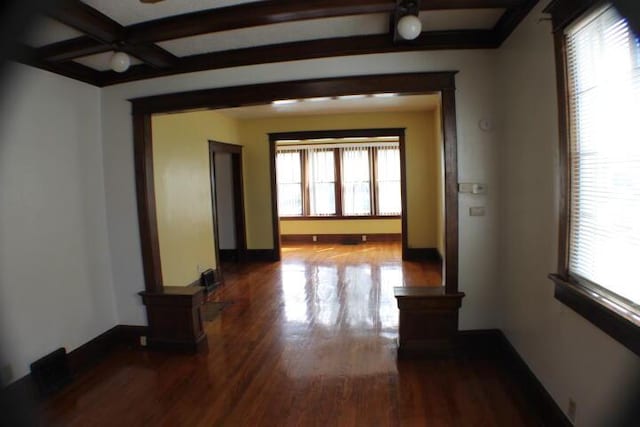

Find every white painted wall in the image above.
[215,153,237,250]
[101,49,501,328]
[0,64,117,381]
[497,2,640,425]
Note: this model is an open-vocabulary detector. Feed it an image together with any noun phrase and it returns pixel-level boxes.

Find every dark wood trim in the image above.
[139,286,207,353]
[399,131,409,260]
[209,148,222,280]
[549,274,640,357]
[280,215,401,220]
[133,113,163,294]
[495,330,573,426]
[441,89,459,294]
[46,0,177,69]
[209,140,248,264]
[334,148,344,215]
[404,247,443,262]
[270,128,409,261]
[546,0,640,356]
[103,32,493,87]
[130,73,455,114]
[492,0,539,43]
[35,36,108,63]
[268,136,282,261]
[245,249,280,262]
[552,30,571,277]
[124,0,523,44]
[281,233,401,243]
[207,140,243,154]
[10,43,103,86]
[543,0,600,32]
[131,73,459,305]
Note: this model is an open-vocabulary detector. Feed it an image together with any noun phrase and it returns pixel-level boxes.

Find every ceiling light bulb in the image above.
[110,51,131,73]
[272,99,298,106]
[397,15,422,40]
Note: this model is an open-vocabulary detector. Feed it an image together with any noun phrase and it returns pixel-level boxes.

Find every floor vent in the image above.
[30,348,72,397]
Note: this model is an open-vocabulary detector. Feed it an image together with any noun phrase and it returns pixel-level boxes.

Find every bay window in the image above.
[275,141,402,218]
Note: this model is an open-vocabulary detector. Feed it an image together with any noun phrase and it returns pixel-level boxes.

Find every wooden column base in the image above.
[139,286,208,353]
[394,287,465,358]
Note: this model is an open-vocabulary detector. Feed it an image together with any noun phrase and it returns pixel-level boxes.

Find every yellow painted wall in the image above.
[238,111,440,249]
[280,219,401,235]
[152,110,239,286]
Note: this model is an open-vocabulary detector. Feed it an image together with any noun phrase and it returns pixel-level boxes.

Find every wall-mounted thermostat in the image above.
[458,183,488,195]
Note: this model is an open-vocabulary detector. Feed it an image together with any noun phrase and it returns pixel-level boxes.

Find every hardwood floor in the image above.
[37,242,540,426]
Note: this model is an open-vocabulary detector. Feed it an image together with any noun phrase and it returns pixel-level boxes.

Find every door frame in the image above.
[208,140,247,263]
[131,72,459,295]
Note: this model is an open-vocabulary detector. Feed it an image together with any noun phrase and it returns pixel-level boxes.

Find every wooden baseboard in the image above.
[281,233,401,244]
[1,324,149,404]
[404,247,442,262]
[457,329,571,427]
[245,249,278,262]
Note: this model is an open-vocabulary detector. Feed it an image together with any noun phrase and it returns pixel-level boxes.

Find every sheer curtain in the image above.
[308,147,336,215]
[342,146,371,215]
[276,149,302,216]
[376,147,401,215]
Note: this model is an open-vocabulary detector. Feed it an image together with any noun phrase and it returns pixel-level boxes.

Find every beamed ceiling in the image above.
[13,0,538,87]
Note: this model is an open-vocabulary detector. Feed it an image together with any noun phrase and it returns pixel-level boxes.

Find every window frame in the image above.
[545,0,640,356]
[273,130,406,221]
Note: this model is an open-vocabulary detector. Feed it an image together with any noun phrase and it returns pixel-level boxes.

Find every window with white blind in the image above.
[564,5,640,315]
[275,141,402,218]
[276,150,303,216]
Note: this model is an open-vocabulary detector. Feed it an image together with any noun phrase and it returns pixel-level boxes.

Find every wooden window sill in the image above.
[280,215,401,221]
[548,273,640,357]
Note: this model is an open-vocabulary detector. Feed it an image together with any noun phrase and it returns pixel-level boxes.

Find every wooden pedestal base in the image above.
[394,287,465,358]
[139,286,208,353]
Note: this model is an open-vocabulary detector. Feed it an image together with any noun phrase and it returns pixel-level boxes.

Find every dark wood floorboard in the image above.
[37,243,540,426]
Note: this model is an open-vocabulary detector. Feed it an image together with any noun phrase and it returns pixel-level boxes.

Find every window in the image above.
[548,1,640,355]
[276,149,303,216]
[275,140,402,218]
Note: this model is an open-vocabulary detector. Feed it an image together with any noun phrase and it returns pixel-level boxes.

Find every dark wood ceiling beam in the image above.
[492,0,539,43]
[45,0,177,68]
[47,0,124,43]
[126,0,526,44]
[35,36,109,62]
[10,43,103,86]
[100,30,498,86]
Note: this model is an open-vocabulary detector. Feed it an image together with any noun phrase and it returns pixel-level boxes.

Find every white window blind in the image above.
[342,146,372,215]
[307,147,336,215]
[566,5,640,306]
[276,150,303,216]
[376,147,402,215]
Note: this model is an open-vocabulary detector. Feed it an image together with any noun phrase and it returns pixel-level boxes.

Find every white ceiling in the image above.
[22,1,507,72]
[82,0,263,26]
[158,13,389,57]
[24,16,84,47]
[214,93,441,120]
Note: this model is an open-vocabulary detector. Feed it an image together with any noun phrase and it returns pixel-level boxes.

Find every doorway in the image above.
[209,141,247,265]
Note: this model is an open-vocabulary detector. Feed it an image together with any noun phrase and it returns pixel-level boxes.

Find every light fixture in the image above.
[394,0,422,42]
[110,51,131,73]
[305,97,332,102]
[337,94,367,100]
[272,99,298,106]
[373,93,398,98]
[397,15,422,40]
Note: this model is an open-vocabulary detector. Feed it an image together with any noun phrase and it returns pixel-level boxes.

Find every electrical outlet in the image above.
[140,336,147,347]
[362,235,367,242]
[568,398,577,424]
[1,364,13,385]
[312,235,317,242]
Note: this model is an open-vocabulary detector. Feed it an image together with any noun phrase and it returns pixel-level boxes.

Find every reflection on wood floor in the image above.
[40,242,539,426]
